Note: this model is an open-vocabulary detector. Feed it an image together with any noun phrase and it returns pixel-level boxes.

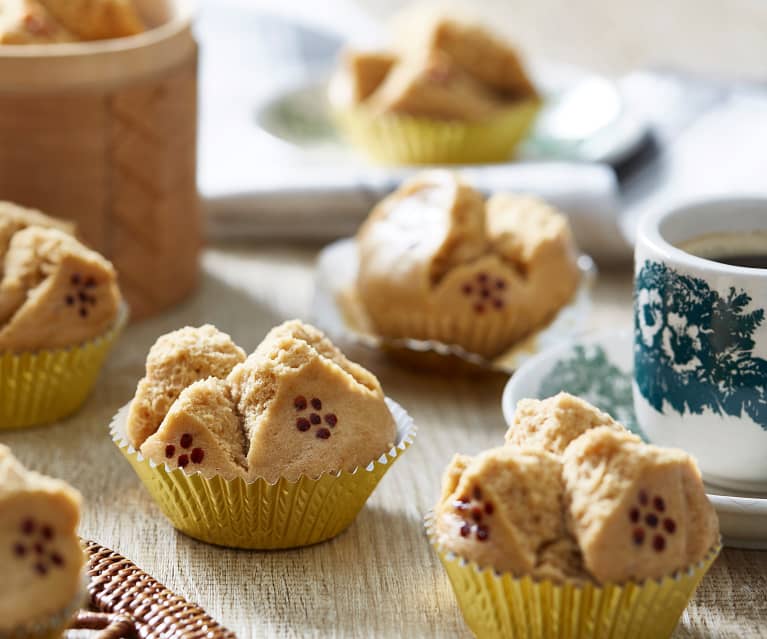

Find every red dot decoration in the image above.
[12,518,66,576]
[462,273,508,314]
[191,448,205,464]
[165,445,175,459]
[178,455,189,468]
[180,433,193,449]
[66,274,99,318]
[167,434,207,469]
[455,485,493,542]
[293,393,338,439]
[629,490,673,552]
[297,418,311,432]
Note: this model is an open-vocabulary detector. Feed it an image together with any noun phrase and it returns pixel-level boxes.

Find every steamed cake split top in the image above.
[0,202,121,352]
[128,321,398,483]
[356,171,580,357]
[433,393,719,583]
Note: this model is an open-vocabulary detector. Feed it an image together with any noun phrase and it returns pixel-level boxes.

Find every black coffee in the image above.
[678,231,767,270]
[704,253,767,269]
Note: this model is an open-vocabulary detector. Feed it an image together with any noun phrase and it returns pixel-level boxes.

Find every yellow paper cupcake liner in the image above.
[1,576,86,639]
[112,398,416,549]
[335,99,541,165]
[0,305,128,430]
[426,515,721,639]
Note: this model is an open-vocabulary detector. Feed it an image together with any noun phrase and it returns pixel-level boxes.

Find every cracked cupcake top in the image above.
[0,445,84,631]
[433,393,719,584]
[329,13,536,120]
[356,171,580,357]
[129,320,397,483]
[0,204,121,352]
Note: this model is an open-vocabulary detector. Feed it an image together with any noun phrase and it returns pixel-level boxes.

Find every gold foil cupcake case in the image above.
[426,514,721,639]
[112,398,416,549]
[0,305,127,430]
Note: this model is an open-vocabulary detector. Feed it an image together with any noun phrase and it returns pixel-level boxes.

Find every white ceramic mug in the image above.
[633,197,767,493]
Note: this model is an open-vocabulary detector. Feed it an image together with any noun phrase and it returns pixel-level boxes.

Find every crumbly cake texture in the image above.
[434,393,719,584]
[36,0,144,40]
[413,17,537,99]
[366,51,506,121]
[356,171,580,358]
[0,0,75,44]
[133,320,397,483]
[562,426,719,583]
[331,50,398,106]
[127,325,247,449]
[0,226,121,352]
[506,393,633,456]
[0,201,75,274]
[0,445,84,632]
[434,447,585,581]
[331,13,536,121]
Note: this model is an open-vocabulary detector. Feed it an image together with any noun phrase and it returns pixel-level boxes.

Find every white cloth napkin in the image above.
[205,162,630,262]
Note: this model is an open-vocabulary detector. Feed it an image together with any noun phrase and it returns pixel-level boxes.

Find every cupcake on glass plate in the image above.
[0,444,86,639]
[328,11,540,165]
[355,170,581,361]
[427,393,721,639]
[0,202,125,429]
[112,320,416,549]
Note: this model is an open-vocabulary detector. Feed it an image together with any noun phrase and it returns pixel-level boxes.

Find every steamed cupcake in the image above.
[113,320,414,549]
[429,393,720,639]
[328,13,539,164]
[0,202,125,429]
[0,444,86,639]
[356,171,580,359]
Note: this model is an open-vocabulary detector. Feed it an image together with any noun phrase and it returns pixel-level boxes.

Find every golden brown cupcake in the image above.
[0,445,85,637]
[329,11,539,164]
[356,171,580,358]
[0,203,124,428]
[116,320,413,549]
[429,394,720,639]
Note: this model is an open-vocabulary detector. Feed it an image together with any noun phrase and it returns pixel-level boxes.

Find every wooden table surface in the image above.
[2,244,766,638]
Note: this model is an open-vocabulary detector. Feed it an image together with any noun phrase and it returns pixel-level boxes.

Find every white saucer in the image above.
[502,329,767,549]
[311,238,595,373]
[256,61,647,166]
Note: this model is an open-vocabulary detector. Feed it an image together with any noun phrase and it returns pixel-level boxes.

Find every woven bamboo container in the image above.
[0,0,200,320]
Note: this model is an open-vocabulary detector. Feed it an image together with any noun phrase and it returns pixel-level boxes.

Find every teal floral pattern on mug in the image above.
[634,260,767,431]
[538,343,643,437]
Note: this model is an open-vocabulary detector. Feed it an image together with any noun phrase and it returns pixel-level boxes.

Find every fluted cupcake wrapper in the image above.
[334,100,541,165]
[0,576,86,639]
[0,305,128,430]
[425,514,721,639]
[112,398,416,549]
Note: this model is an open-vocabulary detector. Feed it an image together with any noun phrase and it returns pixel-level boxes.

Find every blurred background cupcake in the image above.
[328,9,540,164]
